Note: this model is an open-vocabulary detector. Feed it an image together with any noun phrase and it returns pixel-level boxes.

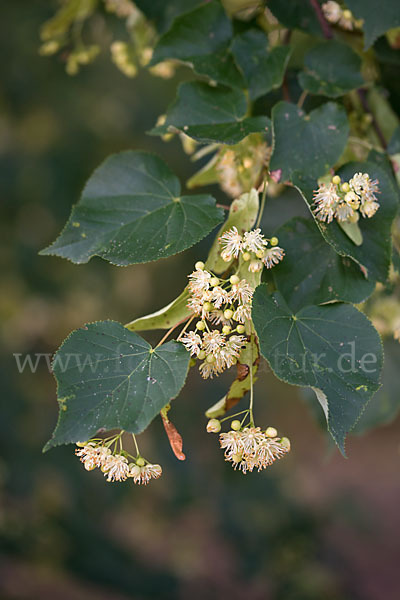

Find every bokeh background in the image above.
[1,4,400,599]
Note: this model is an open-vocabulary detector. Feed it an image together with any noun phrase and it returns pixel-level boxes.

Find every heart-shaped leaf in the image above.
[293,160,399,283]
[273,218,374,310]
[268,0,323,36]
[298,40,364,98]
[269,101,349,181]
[40,151,224,266]
[150,81,270,145]
[150,0,244,88]
[44,321,190,449]
[345,0,400,48]
[252,286,383,454]
[231,29,291,100]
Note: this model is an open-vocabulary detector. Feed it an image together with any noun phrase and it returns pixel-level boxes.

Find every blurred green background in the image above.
[1,3,400,599]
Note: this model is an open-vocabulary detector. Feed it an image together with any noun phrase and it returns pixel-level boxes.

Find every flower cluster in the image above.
[181,264,250,378]
[322,1,363,31]
[75,441,162,485]
[218,425,290,474]
[313,173,380,224]
[220,227,285,272]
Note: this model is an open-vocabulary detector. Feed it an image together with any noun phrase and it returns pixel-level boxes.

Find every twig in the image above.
[309,0,333,39]
[297,90,308,109]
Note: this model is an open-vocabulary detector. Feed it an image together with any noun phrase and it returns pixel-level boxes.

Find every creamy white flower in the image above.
[181,331,202,356]
[233,303,252,323]
[211,286,229,308]
[335,202,354,222]
[219,226,243,259]
[75,443,111,471]
[322,1,342,23]
[209,309,231,327]
[227,335,247,353]
[219,430,242,457]
[199,361,219,379]
[230,280,254,304]
[188,269,211,295]
[187,296,203,316]
[243,228,268,253]
[139,464,162,485]
[350,172,379,198]
[103,454,130,482]
[217,346,238,369]
[360,199,380,218]
[313,183,340,223]
[263,247,285,269]
[202,330,225,354]
[219,427,290,473]
[240,427,264,455]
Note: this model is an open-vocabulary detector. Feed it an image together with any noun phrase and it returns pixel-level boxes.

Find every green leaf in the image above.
[298,40,364,98]
[149,1,244,88]
[252,287,383,453]
[269,101,349,181]
[352,339,400,434]
[45,321,190,449]
[134,0,202,33]
[268,0,323,36]
[126,288,191,332]
[273,218,374,311]
[150,81,270,145]
[205,335,260,418]
[40,151,224,266]
[231,29,291,100]
[293,160,399,283]
[206,188,259,274]
[345,0,400,48]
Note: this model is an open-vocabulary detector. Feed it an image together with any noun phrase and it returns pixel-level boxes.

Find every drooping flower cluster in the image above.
[220,226,285,272]
[75,440,162,485]
[322,1,363,31]
[313,173,380,224]
[218,425,290,474]
[181,264,249,378]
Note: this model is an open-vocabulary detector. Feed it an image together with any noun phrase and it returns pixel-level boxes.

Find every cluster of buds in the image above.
[322,1,363,31]
[181,263,250,378]
[313,173,380,224]
[220,226,285,272]
[207,419,290,474]
[75,440,162,485]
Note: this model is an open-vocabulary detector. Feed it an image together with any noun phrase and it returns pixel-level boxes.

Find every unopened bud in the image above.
[230,275,240,284]
[206,418,221,433]
[231,419,241,431]
[265,426,278,437]
[195,261,205,270]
